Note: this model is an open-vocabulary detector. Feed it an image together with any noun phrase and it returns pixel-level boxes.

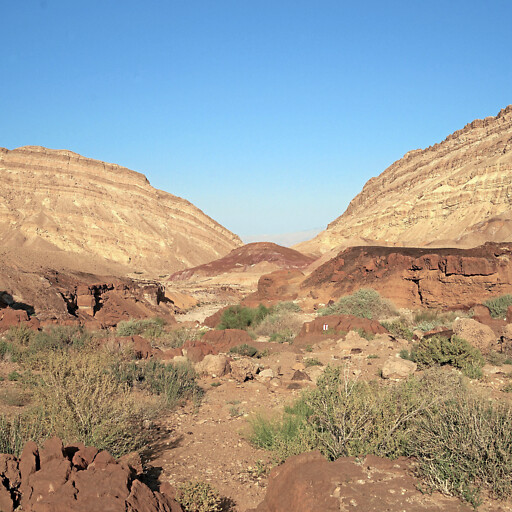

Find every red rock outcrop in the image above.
[299,242,512,309]
[251,451,472,512]
[0,268,177,330]
[0,146,242,275]
[169,242,314,282]
[295,314,388,346]
[0,437,182,512]
[297,105,512,255]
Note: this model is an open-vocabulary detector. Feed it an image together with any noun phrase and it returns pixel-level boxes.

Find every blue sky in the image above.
[1,1,511,240]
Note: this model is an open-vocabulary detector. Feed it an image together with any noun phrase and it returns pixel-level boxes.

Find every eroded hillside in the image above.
[297,105,512,254]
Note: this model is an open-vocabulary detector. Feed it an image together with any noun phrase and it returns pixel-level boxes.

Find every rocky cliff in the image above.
[297,105,512,255]
[0,146,242,275]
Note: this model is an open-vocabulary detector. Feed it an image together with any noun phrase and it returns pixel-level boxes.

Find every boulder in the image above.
[250,451,472,512]
[230,358,261,382]
[195,354,231,377]
[295,314,388,346]
[0,438,182,512]
[452,317,497,354]
[381,357,417,379]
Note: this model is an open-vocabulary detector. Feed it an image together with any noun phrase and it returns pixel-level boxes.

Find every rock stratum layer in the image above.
[0,146,242,275]
[249,243,512,310]
[297,105,512,255]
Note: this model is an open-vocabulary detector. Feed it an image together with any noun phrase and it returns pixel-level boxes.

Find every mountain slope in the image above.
[0,146,242,275]
[297,105,512,254]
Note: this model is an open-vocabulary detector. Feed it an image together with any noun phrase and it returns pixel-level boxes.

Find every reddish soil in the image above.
[169,243,314,282]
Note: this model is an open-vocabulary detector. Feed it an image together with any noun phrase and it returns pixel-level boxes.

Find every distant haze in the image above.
[241,228,322,247]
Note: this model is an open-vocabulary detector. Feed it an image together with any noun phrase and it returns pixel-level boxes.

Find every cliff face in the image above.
[297,105,512,254]
[0,146,242,274]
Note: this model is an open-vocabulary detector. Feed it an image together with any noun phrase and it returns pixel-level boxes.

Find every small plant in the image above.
[399,348,412,360]
[218,304,270,330]
[229,344,259,357]
[318,289,396,319]
[304,358,322,367]
[354,328,375,341]
[381,319,414,341]
[410,335,485,378]
[304,345,313,352]
[487,351,512,366]
[367,354,379,359]
[210,381,222,387]
[503,383,512,393]
[229,405,243,418]
[8,371,21,382]
[176,480,223,512]
[117,317,166,337]
[269,330,295,344]
[484,294,512,319]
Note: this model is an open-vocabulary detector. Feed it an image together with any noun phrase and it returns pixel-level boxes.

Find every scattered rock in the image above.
[381,356,417,379]
[230,358,261,382]
[453,317,497,354]
[195,354,231,377]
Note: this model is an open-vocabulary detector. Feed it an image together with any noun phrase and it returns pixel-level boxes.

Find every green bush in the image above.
[218,304,270,330]
[318,289,396,319]
[304,358,322,367]
[381,319,414,341]
[413,309,472,331]
[113,359,202,409]
[177,480,223,512]
[30,350,150,457]
[229,344,259,357]
[484,294,512,319]
[116,317,165,337]
[409,392,512,507]
[271,302,301,314]
[248,366,512,507]
[411,335,484,378]
[0,411,49,456]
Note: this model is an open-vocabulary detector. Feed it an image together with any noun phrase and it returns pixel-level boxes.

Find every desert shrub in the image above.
[116,317,165,337]
[412,309,471,331]
[4,324,35,347]
[304,358,322,367]
[0,411,48,456]
[318,289,396,319]
[409,392,512,506]
[153,327,201,349]
[354,328,375,341]
[177,480,223,512]
[381,319,414,341]
[29,350,151,457]
[217,304,270,330]
[253,309,303,341]
[411,335,484,378]
[484,294,512,319]
[229,344,259,357]
[486,351,512,366]
[112,359,202,409]
[272,301,301,314]
[249,366,512,506]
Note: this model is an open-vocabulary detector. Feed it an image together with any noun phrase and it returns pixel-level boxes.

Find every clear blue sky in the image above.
[2,0,511,239]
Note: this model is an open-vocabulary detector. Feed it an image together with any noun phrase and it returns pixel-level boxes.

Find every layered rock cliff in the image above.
[297,105,512,255]
[0,146,242,274]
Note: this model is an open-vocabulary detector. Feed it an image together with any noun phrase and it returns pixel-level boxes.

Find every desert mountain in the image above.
[297,105,512,255]
[0,146,242,276]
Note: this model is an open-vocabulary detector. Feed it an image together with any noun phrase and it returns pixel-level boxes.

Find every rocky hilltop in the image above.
[297,105,512,255]
[0,146,242,275]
